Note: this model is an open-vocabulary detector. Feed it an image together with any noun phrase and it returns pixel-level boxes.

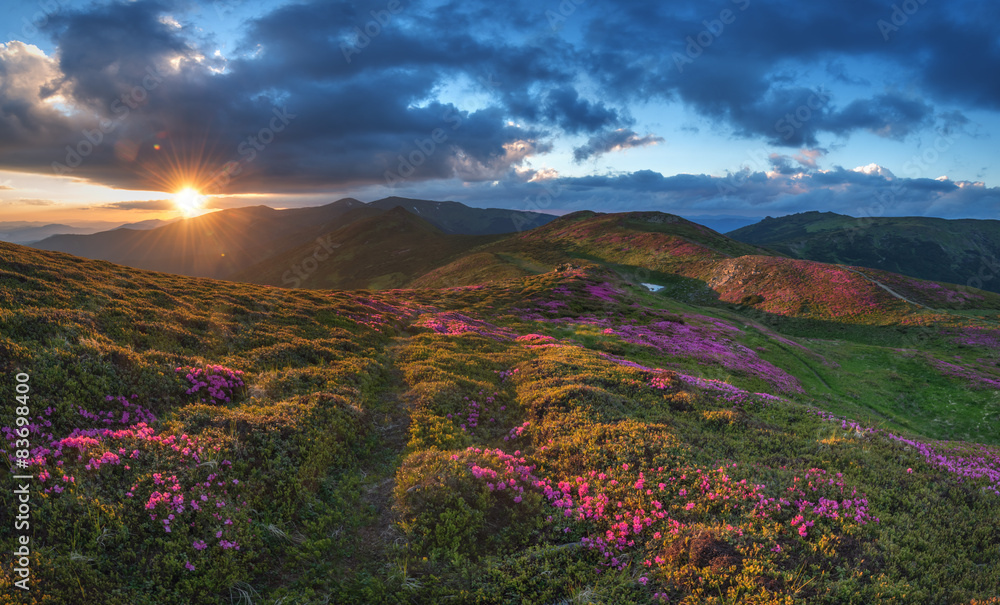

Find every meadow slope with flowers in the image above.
[1,219,999,604]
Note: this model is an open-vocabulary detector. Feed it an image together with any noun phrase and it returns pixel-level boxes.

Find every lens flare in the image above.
[173,187,205,217]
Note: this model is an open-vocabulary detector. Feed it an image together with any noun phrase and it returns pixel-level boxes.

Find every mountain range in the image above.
[728,211,1000,294]
[0,218,173,245]
[31,197,555,280]
[3,203,1000,603]
[33,204,1000,302]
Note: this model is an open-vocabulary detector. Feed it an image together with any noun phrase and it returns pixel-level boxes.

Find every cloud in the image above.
[0,0,565,194]
[1,198,56,206]
[577,0,991,146]
[0,0,994,203]
[573,128,665,162]
[541,86,623,134]
[794,149,825,170]
[364,165,1000,222]
[99,199,173,211]
[768,154,799,176]
[824,93,935,140]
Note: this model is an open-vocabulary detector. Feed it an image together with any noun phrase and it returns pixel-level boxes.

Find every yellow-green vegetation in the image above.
[2,233,999,604]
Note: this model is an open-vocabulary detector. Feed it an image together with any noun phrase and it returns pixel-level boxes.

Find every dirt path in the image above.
[839,266,935,310]
[346,338,412,575]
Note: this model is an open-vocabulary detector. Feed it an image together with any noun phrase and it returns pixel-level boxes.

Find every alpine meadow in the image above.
[2,0,1000,603]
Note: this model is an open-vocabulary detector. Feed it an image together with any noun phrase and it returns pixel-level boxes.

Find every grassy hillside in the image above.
[728,212,1000,294]
[232,207,505,290]
[2,237,999,603]
[421,211,999,328]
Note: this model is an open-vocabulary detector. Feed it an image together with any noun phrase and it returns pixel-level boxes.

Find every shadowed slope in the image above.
[232,206,506,289]
[32,198,368,279]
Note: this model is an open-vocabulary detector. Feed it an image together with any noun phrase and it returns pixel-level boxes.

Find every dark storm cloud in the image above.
[573,129,665,162]
[541,87,622,134]
[0,0,573,192]
[0,0,996,198]
[578,0,992,146]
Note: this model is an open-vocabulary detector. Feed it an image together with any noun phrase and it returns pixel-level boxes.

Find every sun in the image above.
[173,187,206,217]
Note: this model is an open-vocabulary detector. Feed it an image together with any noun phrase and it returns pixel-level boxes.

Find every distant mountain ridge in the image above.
[0,218,173,245]
[232,206,505,289]
[31,197,556,280]
[727,211,1000,294]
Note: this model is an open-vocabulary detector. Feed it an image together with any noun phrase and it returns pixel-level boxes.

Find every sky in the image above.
[0,0,998,227]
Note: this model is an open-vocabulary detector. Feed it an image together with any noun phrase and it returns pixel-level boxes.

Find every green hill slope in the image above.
[728,211,1000,294]
[418,211,1000,327]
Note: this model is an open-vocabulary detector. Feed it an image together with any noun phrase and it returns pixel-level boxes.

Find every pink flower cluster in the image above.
[755,468,876,533]
[2,389,253,558]
[453,390,502,431]
[811,410,878,436]
[814,409,999,495]
[414,312,516,341]
[926,357,1000,390]
[537,300,568,311]
[463,448,881,577]
[584,282,625,303]
[603,320,802,393]
[496,368,519,381]
[885,434,1000,496]
[533,313,802,393]
[504,421,531,442]
[176,365,246,404]
[516,333,559,347]
[138,465,250,547]
[649,373,673,391]
[78,395,156,426]
[949,327,1000,349]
